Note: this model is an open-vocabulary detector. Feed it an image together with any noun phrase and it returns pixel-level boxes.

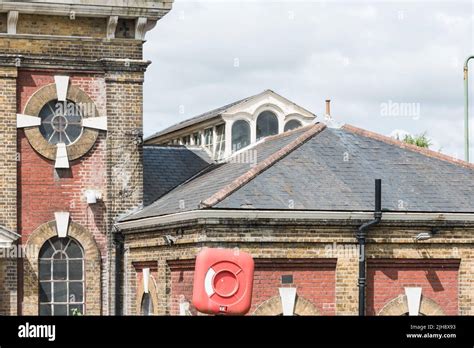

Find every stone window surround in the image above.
[22,82,99,162]
[378,294,445,316]
[22,220,101,315]
[134,263,159,316]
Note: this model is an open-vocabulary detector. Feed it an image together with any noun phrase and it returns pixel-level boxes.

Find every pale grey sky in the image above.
[143,0,473,159]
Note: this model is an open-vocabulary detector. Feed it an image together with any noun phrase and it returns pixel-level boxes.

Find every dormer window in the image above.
[256,111,278,140]
[204,128,213,153]
[284,120,302,132]
[232,120,251,151]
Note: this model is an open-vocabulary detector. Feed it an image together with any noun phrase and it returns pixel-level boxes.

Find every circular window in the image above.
[38,100,83,145]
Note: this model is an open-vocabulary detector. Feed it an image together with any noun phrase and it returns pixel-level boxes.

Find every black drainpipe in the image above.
[356,179,382,316]
[113,229,124,316]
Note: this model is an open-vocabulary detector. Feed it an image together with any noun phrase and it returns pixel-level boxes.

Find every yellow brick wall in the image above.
[123,223,474,316]
[17,14,106,38]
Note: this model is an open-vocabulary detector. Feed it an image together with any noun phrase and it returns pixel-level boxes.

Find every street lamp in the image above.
[464,55,474,162]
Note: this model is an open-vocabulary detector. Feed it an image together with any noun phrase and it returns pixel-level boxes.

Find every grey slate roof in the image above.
[127,125,474,221]
[143,145,214,206]
[127,126,312,220]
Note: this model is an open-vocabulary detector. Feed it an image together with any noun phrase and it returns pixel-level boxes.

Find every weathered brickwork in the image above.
[122,221,474,316]
[367,259,459,315]
[0,37,143,60]
[17,14,107,38]
[0,67,18,316]
[0,67,17,233]
[0,259,18,315]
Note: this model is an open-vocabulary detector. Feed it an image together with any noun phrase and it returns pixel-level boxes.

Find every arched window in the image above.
[141,293,154,315]
[284,119,302,132]
[231,120,251,151]
[39,237,84,316]
[256,111,278,140]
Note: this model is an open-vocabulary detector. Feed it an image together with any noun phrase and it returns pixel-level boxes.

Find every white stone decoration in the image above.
[107,16,118,39]
[85,190,102,204]
[54,212,70,238]
[143,268,150,294]
[404,287,422,316]
[7,11,19,35]
[0,226,20,249]
[179,300,191,316]
[54,76,70,102]
[55,142,69,169]
[83,116,108,131]
[17,114,41,128]
[279,287,297,316]
[135,17,148,40]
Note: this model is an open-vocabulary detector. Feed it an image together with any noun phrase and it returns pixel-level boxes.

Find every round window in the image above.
[38,100,83,145]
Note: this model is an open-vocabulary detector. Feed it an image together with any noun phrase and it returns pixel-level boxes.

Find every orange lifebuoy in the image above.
[192,248,254,315]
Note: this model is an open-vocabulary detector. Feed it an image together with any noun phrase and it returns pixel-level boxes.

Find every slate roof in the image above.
[143,145,214,206]
[125,124,474,221]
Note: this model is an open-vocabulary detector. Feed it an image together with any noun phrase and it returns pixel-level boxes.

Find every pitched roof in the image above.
[124,124,474,221]
[143,145,214,206]
[144,89,316,142]
[144,92,263,142]
[124,124,320,220]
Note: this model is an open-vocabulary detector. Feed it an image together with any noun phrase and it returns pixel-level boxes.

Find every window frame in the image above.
[38,237,85,316]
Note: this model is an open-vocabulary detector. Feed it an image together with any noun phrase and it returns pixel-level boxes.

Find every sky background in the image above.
[143,0,473,160]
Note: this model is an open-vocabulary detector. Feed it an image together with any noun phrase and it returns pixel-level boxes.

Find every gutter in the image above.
[115,209,474,233]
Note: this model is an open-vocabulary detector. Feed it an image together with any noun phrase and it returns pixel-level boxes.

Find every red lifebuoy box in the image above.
[192,248,254,315]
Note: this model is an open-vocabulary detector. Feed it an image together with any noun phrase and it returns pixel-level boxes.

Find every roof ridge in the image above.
[342,124,474,170]
[199,123,327,208]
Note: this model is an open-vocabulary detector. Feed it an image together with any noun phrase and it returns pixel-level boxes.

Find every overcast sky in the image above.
[143,0,473,160]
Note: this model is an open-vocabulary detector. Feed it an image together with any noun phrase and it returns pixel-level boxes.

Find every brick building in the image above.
[0,0,473,317]
[117,116,474,316]
[0,0,173,316]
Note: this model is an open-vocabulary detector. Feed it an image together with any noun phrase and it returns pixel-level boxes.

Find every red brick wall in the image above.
[17,70,107,252]
[168,259,336,316]
[367,259,460,315]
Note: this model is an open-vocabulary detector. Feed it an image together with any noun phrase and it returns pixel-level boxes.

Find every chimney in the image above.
[325,99,331,117]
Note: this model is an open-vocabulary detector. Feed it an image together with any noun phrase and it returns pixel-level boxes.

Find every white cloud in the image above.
[143,0,474,159]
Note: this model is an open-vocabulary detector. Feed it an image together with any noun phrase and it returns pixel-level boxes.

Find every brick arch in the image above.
[23,82,99,161]
[253,295,320,316]
[23,220,101,315]
[136,274,159,315]
[378,294,445,316]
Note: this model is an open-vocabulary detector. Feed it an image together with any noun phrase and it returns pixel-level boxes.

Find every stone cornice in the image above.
[0,1,173,21]
[0,54,151,73]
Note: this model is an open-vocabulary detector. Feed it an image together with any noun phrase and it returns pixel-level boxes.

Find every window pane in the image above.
[54,282,67,302]
[52,237,64,251]
[69,282,83,303]
[284,120,302,132]
[39,282,52,303]
[66,241,82,259]
[39,242,54,259]
[69,260,83,280]
[53,260,67,280]
[39,304,52,316]
[256,111,278,140]
[69,304,84,316]
[232,120,250,152]
[54,305,67,316]
[39,260,52,280]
